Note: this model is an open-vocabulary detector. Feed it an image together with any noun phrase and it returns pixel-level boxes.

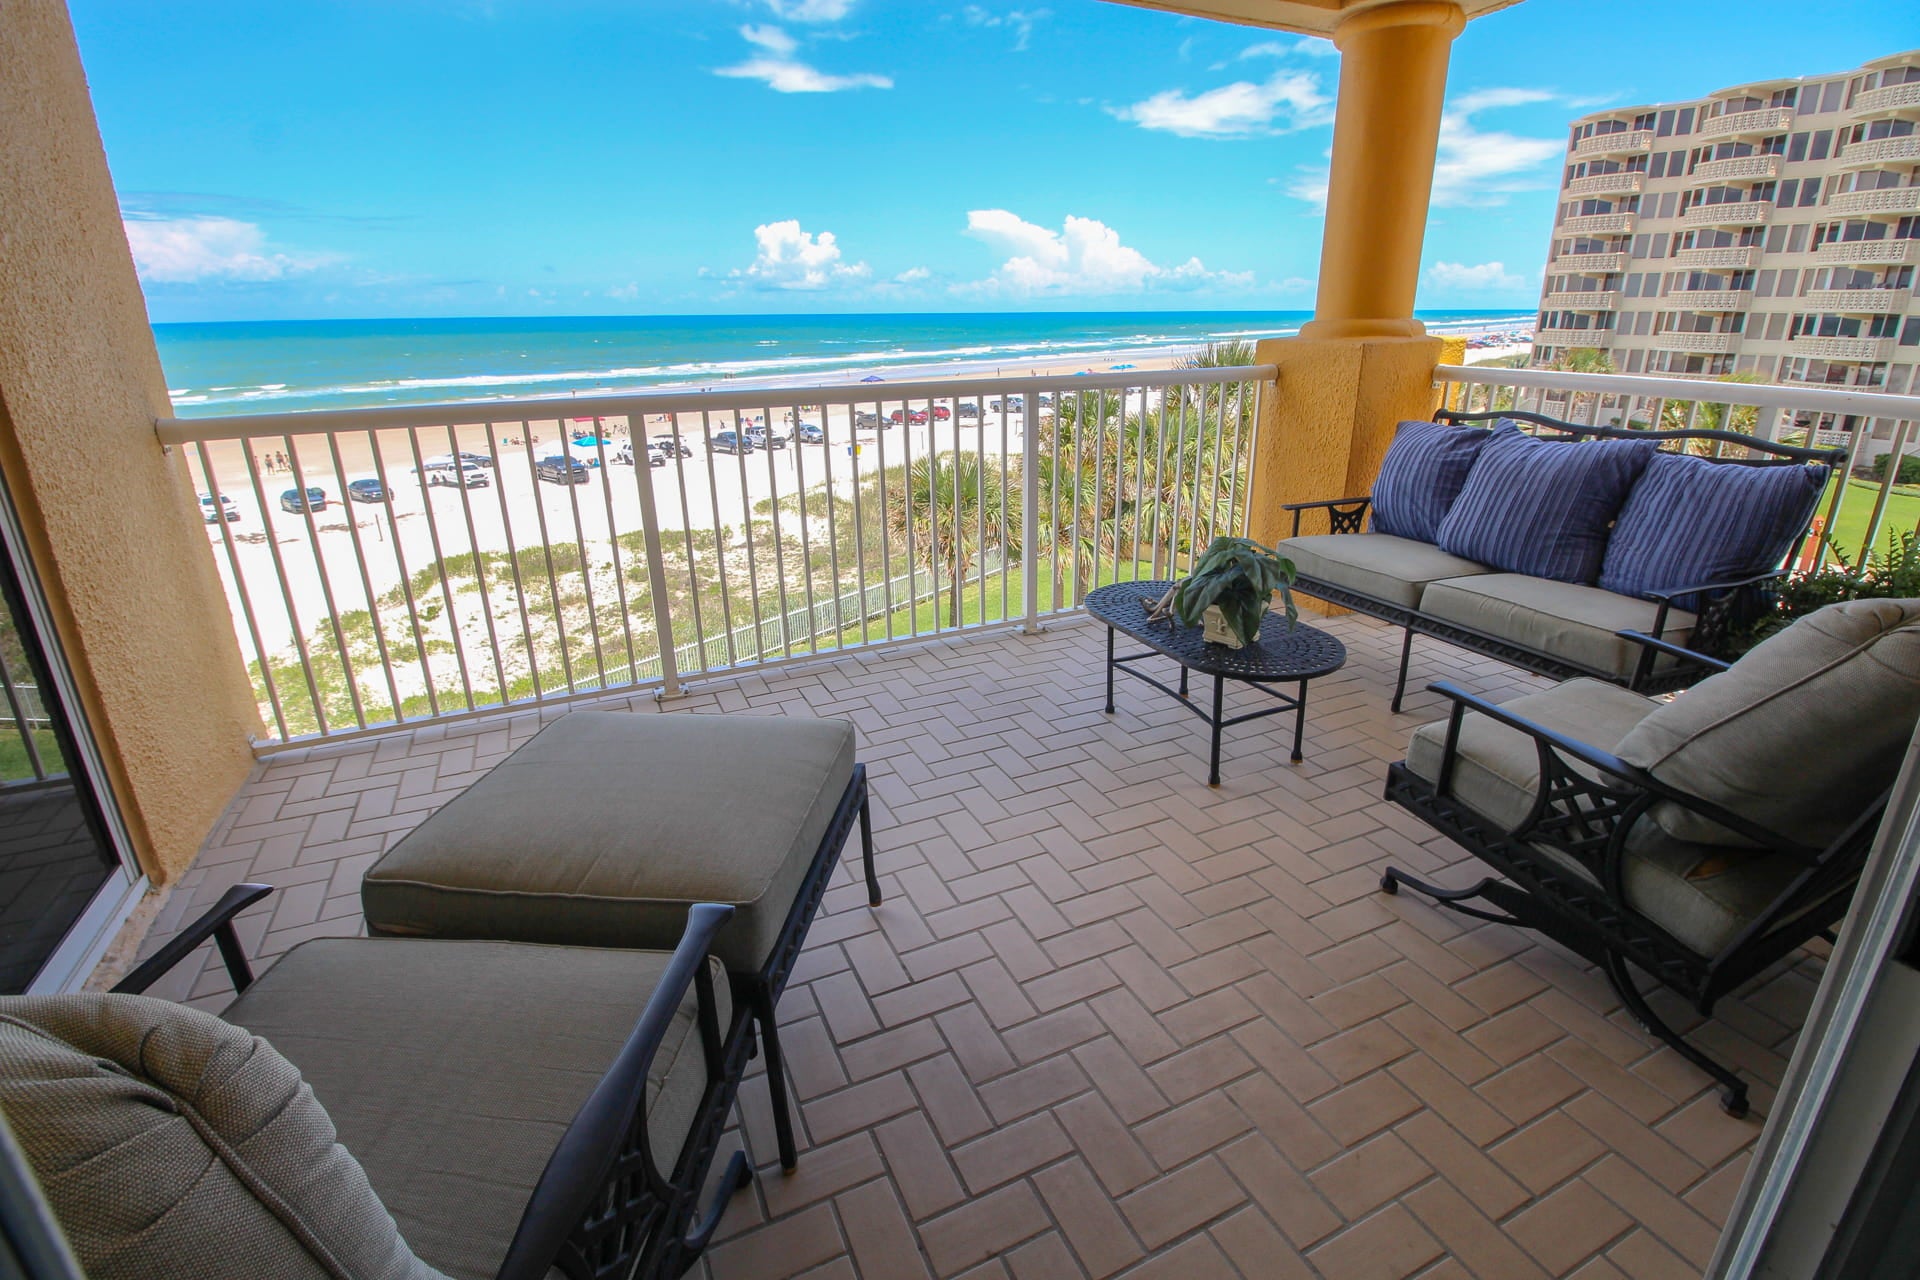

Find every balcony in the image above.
[1813,237,1920,265]
[1836,135,1920,168]
[1793,334,1897,361]
[1551,251,1629,273]
[1533,327,1611,347]
[1683,154,1779,185]
[1825,186,1920,217]
[1571,129,1653,159]
[1662,289,1751,311]
[1670,245,1761,269]
[1692,107,1794,142]
[1558,212,1636,236]
[1850,81,1920,117]
[1540,290,1620,311]
[1564,172,1644,197]
[1650,331,1741,354]
[1680,201,1771,228]
[1800,289,1909,314]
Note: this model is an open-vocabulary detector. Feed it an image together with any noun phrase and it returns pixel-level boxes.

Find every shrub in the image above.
[1870,453,1920,486]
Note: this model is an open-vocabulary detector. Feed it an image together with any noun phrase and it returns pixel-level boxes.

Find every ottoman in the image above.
[361,709,878,1170]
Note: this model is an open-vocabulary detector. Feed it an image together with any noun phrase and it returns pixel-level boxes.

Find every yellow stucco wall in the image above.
[0,0,261,884]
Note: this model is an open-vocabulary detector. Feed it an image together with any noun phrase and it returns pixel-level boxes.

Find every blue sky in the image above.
[72,0,1920,322]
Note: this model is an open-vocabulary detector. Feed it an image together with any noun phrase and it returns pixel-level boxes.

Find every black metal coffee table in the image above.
[1086,580,1347,786]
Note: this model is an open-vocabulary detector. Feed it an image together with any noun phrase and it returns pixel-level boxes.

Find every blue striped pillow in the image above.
[1598,453,1829,610]
[1368,419,1491,543]
[1435,425,1655,583]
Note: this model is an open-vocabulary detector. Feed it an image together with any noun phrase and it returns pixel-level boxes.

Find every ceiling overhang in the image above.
[1101,0,1521,39]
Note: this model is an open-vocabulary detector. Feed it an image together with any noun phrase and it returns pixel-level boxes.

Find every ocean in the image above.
[153,310,1534,418]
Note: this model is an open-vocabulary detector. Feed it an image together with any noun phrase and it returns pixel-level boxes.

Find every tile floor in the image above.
[132,610,1822,1280]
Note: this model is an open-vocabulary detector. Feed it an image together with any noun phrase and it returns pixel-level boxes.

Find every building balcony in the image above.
[1836,135,1920,168]
[1558,212,1636,236]
[1551,250,1629,273]
[1662,289,1751,311]
[1692,107,1795,142]
[1651,331,1742,354]
[1813,237,1920,265]
[1850,81,1920,117]
[1533,327,1611,347]
[1793,334,1897,361]
[1571,129,1653,159]
[1680,202,1771,228]
[1684,154,1780,185]
[1670,245,1762,269]
[1825,186,1920,217]
[1564,171,1644,197]
[1800,289,1910,314]
[1540,290,1620,311]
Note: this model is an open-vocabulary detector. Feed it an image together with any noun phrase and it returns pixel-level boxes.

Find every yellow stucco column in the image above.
[1249,1,1468,555]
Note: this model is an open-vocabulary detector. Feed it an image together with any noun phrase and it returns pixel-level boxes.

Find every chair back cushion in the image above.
[1598,452,1829,610]
[0,994,444,1280]
[1616,598,1920,848]
[1367,419,1491,543]
[1435,425,1655,583]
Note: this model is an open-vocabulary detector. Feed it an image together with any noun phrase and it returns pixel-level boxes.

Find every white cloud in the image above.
[959,210,1249,297]
[122,215,335,283]
[1433,89,1564,206]
[962,6,1050,52]
[734,220,871,290]
[716,23,891,92]
[1425,260,1530,292]
[766,0,854,20]
[1111,70,1330,139]
[1238,37,1336,60]
[894,266,931,283]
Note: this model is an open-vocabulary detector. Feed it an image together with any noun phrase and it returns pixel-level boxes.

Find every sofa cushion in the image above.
[1404,680,1806,955]
[1435,425,1655,583]
[1616,598,1920,849]
[1598,452,1829,610]
[0,993,444,1280]
[225,938,727,1280]
[362,711,855,974]
[1368,419,1493,543]
[1276,534,1492,611]
[1419,574,1695,680]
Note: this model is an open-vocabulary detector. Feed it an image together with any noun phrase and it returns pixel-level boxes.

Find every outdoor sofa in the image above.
[1277,409,1845,711]
[1381,598,1920,1117]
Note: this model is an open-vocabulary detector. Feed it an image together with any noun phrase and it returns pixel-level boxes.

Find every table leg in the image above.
[1179,664,1190,699]
[1209,674,1225,786]
[1104,625,1115,714]
[1292,679,1308,763]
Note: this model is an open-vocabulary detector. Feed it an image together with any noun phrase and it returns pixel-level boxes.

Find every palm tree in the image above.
[1547,346,1618,422]
[1660,371,1767,452]
[885,453,1019,628]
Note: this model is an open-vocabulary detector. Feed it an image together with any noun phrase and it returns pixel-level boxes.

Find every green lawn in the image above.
[1821,478,1920,566]
[0,728,63,783]
[825,556,1167,643]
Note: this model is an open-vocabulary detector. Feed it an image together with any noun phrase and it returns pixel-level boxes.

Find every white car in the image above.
[419,458,492,489]
[199,493,240,523]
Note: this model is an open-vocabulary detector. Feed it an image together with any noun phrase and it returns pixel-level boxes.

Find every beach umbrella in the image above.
[860,375,885,383]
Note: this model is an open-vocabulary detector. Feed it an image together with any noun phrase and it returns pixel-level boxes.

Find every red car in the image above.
[931,405,952,421]
[887,408,930,425]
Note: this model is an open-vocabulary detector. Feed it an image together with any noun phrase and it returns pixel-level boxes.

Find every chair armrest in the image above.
[1616,631,1732,674]
[1645,568,1786,606]
[496,902,737,1280]
[111,884,274,996]
[1280,495,1372,537]
[1427,681,1639,782]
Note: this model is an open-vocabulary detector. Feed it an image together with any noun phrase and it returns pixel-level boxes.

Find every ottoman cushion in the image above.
[362,711,856,975]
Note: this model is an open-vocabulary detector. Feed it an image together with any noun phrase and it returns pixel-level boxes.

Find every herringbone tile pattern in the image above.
[135,611,1820,1279]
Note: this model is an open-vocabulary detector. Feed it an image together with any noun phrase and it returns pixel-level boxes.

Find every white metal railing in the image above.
[1826,187,1920,217]
[1434,363,1920,571]
[160,367,1271,746]
[1694,108,1794,142]
[1837,136,1920,168]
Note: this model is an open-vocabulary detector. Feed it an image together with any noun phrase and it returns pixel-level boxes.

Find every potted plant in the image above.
[1169,537,1297,649]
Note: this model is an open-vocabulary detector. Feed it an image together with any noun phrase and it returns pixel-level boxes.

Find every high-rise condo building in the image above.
[1533,50,1920,442]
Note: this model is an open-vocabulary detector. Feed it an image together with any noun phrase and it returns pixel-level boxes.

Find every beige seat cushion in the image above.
[1419,573,1696,680]
[225,937,727,1280]
[1404,678,1805,955]
[1617,597,1920,849]
[0,993,444,1280]
[1277,533,1492,610]
[362,711,856,973]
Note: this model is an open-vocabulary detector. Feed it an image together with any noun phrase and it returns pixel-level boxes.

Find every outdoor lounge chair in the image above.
[1379,598,1920,1116]
[0,885,752,1280]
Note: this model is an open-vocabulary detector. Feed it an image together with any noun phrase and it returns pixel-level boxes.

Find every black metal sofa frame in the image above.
[113,886,755,1280]
[1379,634,1885,1119]
[1282,409,1847,711]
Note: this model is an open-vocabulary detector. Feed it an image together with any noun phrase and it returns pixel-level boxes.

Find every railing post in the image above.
[1022,394,1041,634]
[633,455,683,698]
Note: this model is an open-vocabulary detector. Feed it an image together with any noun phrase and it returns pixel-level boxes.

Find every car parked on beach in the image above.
[990,396,1023,413]
[649,437,693,458]
[710,431,754,455]
[422,459,491,489]
[854,410,881,429]
[279,487,327,514]
[457,450,496,469]
[957,402,981,420]
[794,423,826,444]
[746,426,788,450]
[199,494,240,523]
[536,455,591,484]
[888,408,930,425]
[931,405,952,421]
[345,478,391,504]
